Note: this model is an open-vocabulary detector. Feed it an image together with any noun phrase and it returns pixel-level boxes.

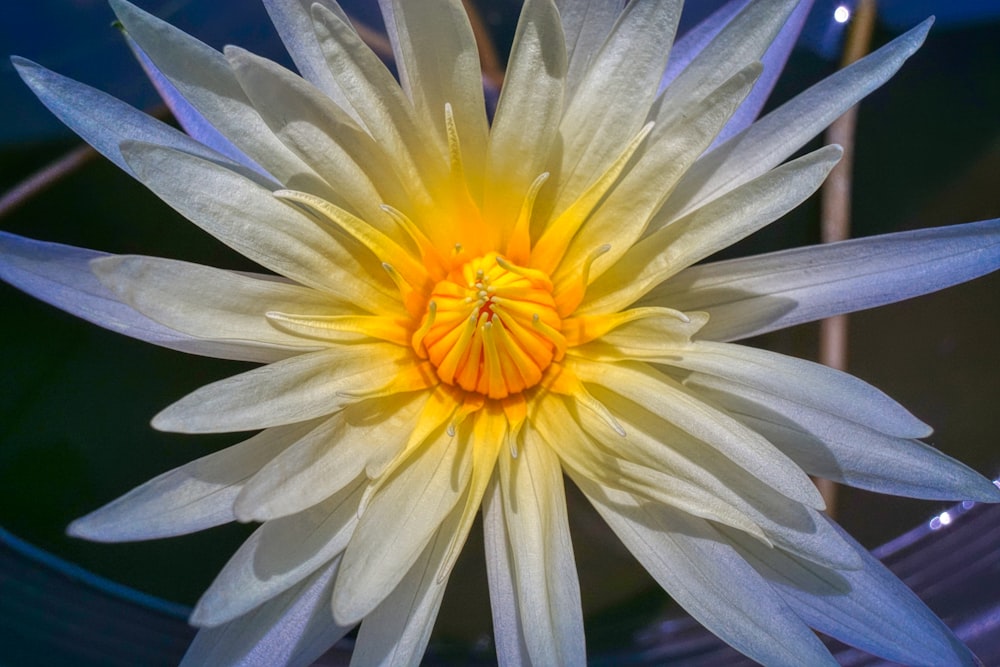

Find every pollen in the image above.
[412,253,565,399]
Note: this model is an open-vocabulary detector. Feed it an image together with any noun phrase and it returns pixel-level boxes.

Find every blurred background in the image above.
[1,0,998,663]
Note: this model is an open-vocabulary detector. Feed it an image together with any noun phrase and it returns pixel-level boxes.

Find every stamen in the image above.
[532,313,567,360]
[410,301,437,357]
[335,362,436,400]
[276,190,427,289]
[379,204,445,275]
[433,314,478,385]
[266,311,409,345]
[563,306,696,347]
[444,102,464,181]
[547,365,626,436]
[416,253,562,399]
[506,172,549,265]
[502,395,527,458]
[381,262,409,292]
[555,244,612,317]
[448,394,485,436]
[494,255,553,291]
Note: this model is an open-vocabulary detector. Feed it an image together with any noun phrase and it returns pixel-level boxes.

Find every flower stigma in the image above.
[413,252,565,399]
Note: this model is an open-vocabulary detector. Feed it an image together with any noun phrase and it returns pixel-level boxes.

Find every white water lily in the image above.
[3,0,999,665]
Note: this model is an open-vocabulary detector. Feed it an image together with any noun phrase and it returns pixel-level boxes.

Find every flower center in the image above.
[412,253,564,399]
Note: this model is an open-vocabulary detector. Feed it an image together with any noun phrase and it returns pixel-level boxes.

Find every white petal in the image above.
[376,0,488,194]
[332,423,472,624]
[482,473,531,666]
[0,233,274,362]
[67,422,316,542]
[551,0,682,211]
[554,0,623,96]
[310,2,445,207]
[235,392,428,521]
[582,144,841,315]
[575,387,861,570]
[669,340,929,438]
[569,357,823,508]
[557,62,762,287]
[226,45,412,225]
[654,0,796,124]
[181,559,352,667]
[533,392,769,542]
[659,0,751,90]
[260,0,358,115]
[192,481,363,627]
[499,428,585,666]
[11,57,271,186]
[684,370,1000,502]
[152,344,415,433]
[119,141,400,312]
[723,521,978,666]
[660,0,813,145]
[577,480,837,666]
[124,35,265,174]
[659,18,931,226]
[713,0,814,146]
[109,0,329,190]
[92,255,343,354]
[485,0,566,231]
[349,492,476,667]
[649,218,1000,341]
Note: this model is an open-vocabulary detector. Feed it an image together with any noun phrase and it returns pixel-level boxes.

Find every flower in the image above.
[3,0,1000,665]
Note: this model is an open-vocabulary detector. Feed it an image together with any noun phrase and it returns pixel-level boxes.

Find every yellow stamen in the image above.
[546,364,626,436]
[379,204,447,279]
[416,253,562,399]
[501,395,528,457]
[562,306,694,347]
[266,311,411,345]
[382,262,425,317]
[505,172,549,265]
[553,243,611,317]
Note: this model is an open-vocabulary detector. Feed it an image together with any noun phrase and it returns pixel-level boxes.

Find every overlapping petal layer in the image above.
[4,0,999,665]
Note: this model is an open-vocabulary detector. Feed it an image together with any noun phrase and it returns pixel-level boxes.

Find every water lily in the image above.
[3,0,999,664]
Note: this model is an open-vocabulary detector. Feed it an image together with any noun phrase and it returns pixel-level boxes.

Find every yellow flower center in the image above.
[412,253,565,399]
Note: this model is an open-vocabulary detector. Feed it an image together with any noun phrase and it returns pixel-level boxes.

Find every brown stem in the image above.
[817,0,878,517]
[0,144,96,220]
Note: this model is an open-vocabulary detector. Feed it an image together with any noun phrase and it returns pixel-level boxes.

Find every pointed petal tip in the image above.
[231,493,267,524]
[66,514,118,543]
[65,518,89,540]
[188,596,231,629]
[976,478,1000,503]
[330,592,366,628]
[9,56,53,97]
[150,409,181,433]
[10,54,33,73]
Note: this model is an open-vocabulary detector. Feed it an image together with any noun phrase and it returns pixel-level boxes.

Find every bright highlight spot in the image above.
[929,511,954,530]
[834,6,851,23]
